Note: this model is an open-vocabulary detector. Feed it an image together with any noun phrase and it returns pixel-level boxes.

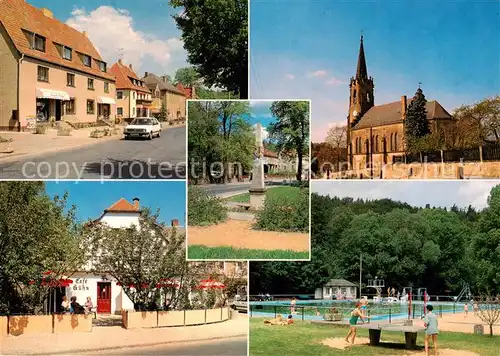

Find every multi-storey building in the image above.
[110,60,152,120]
[0,0,116,131]
[143,73,187,121]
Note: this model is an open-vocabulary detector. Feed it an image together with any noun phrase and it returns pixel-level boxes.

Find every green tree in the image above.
[158,102,168,122]
[174,67,200,87]
[269,101,310,181]
[0,182,83,314]
[454,95,500,145]
[405,88,430,153]
[83,209,188,311]
[170,0,248,98]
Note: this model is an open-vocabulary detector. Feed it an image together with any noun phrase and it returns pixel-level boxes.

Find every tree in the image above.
[174,67,200,87]
[269,101,310,181]
[83,209,188,311]
[405,88,430,152]
[476,296,500,336]
[158,102,168,122]
[454,96,500,145]
[325,125,348,171]
[170,0,248,98]
[0,182,83,314]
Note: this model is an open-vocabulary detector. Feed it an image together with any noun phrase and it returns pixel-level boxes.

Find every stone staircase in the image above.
[97,117,115,127]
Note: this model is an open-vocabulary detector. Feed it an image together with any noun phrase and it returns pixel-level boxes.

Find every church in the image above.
[346,36,455,172]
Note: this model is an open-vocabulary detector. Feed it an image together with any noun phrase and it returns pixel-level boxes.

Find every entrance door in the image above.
[55,100,62,121]
[97,282,112,314]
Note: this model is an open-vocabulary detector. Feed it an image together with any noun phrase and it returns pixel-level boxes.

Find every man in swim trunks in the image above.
[345,302,366,344]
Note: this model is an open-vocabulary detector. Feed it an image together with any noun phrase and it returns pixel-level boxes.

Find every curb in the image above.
[28,334,247,355]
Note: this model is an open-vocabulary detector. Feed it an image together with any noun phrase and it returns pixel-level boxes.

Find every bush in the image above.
[291,180,310,188]
[188,186,227,226]
[35,124,48,134]
[256,188,309,232]
[90,129,104,138]
[57,127,72,136]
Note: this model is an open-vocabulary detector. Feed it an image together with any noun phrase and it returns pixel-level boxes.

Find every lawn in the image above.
[249,318,500,356]
[228,186,300,203]
[187,245,310,260]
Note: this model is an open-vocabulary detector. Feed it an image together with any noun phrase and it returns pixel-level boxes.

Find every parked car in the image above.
[124,117,161,140]
[230,295,248,313]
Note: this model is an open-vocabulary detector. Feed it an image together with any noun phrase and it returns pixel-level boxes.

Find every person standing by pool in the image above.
[423,305,439,356]
[464,303,469,318]
[290,297,297,314]
[345,302,366,345]
[360,298,368,317]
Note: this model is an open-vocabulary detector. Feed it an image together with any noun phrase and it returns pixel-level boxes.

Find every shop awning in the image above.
[36,88,70,101]
[98,97,116,105]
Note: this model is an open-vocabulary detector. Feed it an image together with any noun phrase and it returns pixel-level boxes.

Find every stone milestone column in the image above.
[249,123,266,210]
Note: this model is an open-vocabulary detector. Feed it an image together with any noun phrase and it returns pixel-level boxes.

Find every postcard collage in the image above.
[0,0,499,355]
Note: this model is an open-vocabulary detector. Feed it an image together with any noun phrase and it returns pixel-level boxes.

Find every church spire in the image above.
[356,34,368,80]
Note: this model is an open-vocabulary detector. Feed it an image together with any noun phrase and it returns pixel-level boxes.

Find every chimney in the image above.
[82,31,87,37]
[118,59,123,65]
[171,219,179,227]
[132,197,140,209]
[401,95,407,119]
[40,8,54,19]
[129,64,133,70]
[145,72,149,78]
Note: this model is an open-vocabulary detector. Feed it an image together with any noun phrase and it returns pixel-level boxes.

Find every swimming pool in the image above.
[249,299,465,322]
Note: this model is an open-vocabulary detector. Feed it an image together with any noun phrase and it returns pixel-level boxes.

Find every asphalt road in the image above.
[0,127,186,179]
[86,336,247,355]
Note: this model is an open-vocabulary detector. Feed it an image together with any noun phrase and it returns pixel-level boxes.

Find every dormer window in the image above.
[98,61,106,72]
[23,30,46,52]
[81,54,91,67]
[63,46,72,60]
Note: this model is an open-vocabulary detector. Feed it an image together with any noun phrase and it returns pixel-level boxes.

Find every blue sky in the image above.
[45,181,186,225]
[29,0,187,78]
[250,0,500,142]
[312,181,500,210]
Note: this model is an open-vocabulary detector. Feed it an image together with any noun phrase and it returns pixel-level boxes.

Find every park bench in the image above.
[356,323,426,349]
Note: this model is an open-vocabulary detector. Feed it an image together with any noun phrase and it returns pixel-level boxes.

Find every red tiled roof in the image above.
[0,0,115,81]
[176,83,197,99]
[264,148,278,158]
[104,198,139,213]
[109,61,150,93]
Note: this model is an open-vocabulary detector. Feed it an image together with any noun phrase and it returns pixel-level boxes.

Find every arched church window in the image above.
[353,90,357,104]
[375,135,379,153]
[367,93,370,103]
[394,133,398,151]
[390,133,394,151]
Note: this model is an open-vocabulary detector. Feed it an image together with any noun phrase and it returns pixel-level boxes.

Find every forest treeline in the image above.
[250,186,500,296]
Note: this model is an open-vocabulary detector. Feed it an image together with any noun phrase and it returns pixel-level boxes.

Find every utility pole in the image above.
[359,254,362,298]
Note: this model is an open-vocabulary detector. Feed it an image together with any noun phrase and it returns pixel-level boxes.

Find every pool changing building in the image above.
[315,279,358,300]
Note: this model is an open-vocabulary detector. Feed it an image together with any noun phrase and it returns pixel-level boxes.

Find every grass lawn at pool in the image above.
[188,245,309,260]
[249,318,500,356]
[228,186,300,203]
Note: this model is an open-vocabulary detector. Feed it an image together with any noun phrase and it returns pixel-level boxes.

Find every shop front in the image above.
[98,97,116,120]
[35,88,70,122]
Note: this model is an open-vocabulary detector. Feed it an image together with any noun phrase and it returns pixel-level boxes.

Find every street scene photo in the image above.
[249,181,499,356]
[0,181,248,355]
[250,0,500,179]
[187,100,311,260]
[0,0,248,179]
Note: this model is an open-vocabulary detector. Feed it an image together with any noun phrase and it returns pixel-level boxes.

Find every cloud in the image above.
[285,74,295,80]
[309,70,328,78]
[66,6,187,75]
[326,77,345,86]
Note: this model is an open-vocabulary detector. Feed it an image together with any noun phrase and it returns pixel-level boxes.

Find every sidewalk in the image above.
[0,315,248,355]
[0,127,120,164]
[0,123,185,164]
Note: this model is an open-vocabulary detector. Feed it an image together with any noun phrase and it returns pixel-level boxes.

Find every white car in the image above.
[124,117,161,140]
[230,295,248,313]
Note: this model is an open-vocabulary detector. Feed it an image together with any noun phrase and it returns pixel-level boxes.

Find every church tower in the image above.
[347,35,375,166]
[348,35,375,128]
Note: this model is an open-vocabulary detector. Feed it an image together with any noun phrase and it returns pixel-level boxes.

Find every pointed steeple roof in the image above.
[356,35,368,80]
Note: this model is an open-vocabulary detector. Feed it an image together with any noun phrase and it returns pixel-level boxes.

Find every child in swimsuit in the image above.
[345,302,366,344]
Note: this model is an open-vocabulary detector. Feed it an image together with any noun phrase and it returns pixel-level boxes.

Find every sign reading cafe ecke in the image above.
[73,278,89,291]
